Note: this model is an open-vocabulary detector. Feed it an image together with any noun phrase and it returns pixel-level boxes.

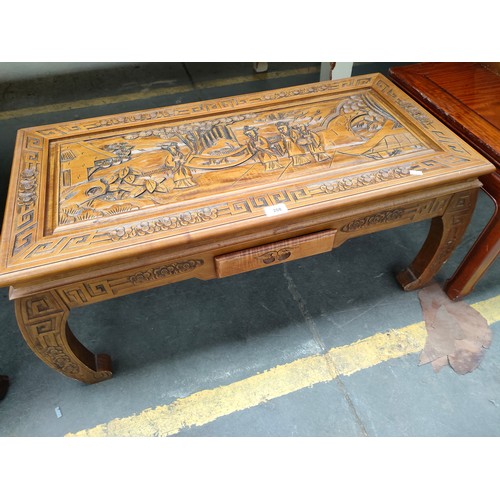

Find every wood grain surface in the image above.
[215,229,336,278]
[389,62,499,300]
[389,62,500,165]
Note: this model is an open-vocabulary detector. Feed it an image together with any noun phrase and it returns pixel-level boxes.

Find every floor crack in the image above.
[324,354,369,436]
[283,264,369,436]
[283,265,325,351]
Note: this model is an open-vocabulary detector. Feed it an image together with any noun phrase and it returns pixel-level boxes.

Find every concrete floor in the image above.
[0,63,499,443]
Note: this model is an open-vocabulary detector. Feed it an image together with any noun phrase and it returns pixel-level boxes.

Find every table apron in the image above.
[9,180,482,307]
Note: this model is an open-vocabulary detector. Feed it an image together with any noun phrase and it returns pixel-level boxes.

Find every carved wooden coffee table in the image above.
[0,74,494,384]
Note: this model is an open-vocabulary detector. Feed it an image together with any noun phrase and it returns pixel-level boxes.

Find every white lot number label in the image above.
[264,203,289,217]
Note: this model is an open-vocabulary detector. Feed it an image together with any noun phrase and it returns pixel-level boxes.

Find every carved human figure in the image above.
[243,126,283,171]
[294,124,330,162]
[276,122,310,166]
[163,144,196,189]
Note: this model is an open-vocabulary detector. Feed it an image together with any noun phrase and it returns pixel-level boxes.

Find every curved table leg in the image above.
[15,290,112,384]
[397,189,479,292]
[0,375,9,400]
[444,173,500,300]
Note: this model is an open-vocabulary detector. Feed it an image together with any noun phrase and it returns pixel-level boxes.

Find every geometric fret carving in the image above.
[397,189,479,291]
[431,192,475,267]
[22,294,66,347]
[59,281,113,308]
[16,292,78,375]
[12,207,36,256]
[56,258,205,308]
[15,290,112,383]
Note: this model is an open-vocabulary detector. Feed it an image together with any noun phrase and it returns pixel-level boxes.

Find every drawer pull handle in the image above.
[260,249,292,264]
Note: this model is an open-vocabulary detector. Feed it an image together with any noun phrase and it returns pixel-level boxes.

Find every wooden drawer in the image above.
[215,229,336,278]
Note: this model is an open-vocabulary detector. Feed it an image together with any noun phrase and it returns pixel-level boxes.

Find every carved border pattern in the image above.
[57,281,114,308]
[227,189,312,216]
[12,134,43,256]
[340,194,453,234]
[375,79,434,128]
[107,207,220,241]
[317,165,413,194]
[16,290,112,383]
[57,258,205,308]
[16,292,81,377]
[375,78,474,158]
[34,77,377,136]
[24,232,112,261]
[432,191,475,266]
[17,165,38,205]
[260,77,373,101]
[128,259,204,284]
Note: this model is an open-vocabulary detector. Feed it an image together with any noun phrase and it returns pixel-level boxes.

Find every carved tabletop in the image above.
[0,74,494,383]
[389,62,500,300]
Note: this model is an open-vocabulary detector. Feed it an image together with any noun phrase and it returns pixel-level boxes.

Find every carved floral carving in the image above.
[108,208,219,241]
[319,166,412,194]
[128,259,204,284]
[17,167,38,206]
[44,346,81,375]
[341,209,405,232]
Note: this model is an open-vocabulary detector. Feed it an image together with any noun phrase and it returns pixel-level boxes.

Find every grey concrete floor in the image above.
[0,63,499,443]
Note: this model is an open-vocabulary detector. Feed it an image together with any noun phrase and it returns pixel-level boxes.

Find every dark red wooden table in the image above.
[389,62,500,300]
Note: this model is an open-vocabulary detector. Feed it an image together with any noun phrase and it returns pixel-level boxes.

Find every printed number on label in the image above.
[264,203,289,217]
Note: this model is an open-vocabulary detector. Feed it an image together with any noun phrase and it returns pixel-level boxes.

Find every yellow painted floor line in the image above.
[0,66,320,120]
[67,294,500,437]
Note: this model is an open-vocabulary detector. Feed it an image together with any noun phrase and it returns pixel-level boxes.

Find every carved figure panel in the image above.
[54,90,431,227]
